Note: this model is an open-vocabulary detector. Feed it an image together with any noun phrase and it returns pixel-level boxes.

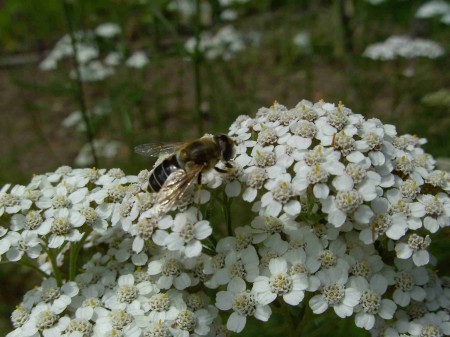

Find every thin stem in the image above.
[19,259,50,278]
[69,243,76,281]
[294,301,314,335]
[147,1,185,54]
[279,299,296,337]
[222,191,233,236]
[61,0,99,167]
[69,230,91,280]
[193,0,204,135]
[41,245,63,286]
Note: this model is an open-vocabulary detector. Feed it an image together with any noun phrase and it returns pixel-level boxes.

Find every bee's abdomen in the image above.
[149,156,180,192]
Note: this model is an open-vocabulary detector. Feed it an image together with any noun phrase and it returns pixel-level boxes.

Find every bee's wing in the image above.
[134,142,184,158]
[155,165,203,215]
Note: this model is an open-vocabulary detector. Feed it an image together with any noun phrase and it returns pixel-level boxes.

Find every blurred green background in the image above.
[0,0,449,335]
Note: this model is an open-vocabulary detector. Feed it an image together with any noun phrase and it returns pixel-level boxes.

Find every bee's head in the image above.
[214,134,235,161]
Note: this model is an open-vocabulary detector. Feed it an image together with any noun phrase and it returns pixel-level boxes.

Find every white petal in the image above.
[313,184,329,199]
[354,205,374,224]
[147,260,163,275]
[228,277,247,293]
[185,240,202,257]
[227,312,246,333]
[328,209,346,227]
[131,253,148,266]
[216,291,233,310]
[424,217,439,233]
[258,291,277,305]
[252,277,270,292]
[412,250,429,266]
[265,201,282,217]
[283,290,304,305]
[309,295,328,314]
[333,174,353,191]
[393,289,410,307]
[225,180,241,197]
[333,303,353,318]
[194,221,212,240]
[254,304,271,321]
[174,273,191,290]
[243,188,257,202]
[378,299,396,319]
[132,237,144,253]
[268,258,287,274]
[283,200,301,216]
[355,312,375,330]
[343,288,360,306]
[395,243,412,259]
[346,151,365,163]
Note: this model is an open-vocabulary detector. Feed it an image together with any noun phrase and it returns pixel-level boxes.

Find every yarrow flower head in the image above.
[2,98,450,337]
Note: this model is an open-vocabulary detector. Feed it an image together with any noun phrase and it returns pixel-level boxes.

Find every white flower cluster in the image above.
[292,31,312,54]
[363,35,445,61]
[2,99,450,337]
[416,0,450,24]
[365,0,387,5]
[168,0,249,23]
[185,26,258,61]
[40,23,149,81]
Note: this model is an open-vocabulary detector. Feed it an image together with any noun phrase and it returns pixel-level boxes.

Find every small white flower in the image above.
[43,208,86,249]
[261,178,301,217]
[392,259,428,307]
[19,303,67,337]
[0,184,32,216]
[395,234,431,266]
[38,278,79,313]
[417,193,450,233]
[253,257,308,305]
[205,245,259,288]
[165,210,212,257]
[147,252,192,290]
[169,300,216,337]
[216,278,272,333]
[309,267,360,318]
[350,274,397,330]
[125,51,149,69]
[95,22,121,38]
[408,311,450,337]
[1,230,42,262]
[103,274,155,311]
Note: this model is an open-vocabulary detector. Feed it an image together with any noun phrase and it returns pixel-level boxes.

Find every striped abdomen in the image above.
[149,155,180,192]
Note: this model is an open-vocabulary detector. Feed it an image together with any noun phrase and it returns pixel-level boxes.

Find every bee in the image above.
[134,134,235,215]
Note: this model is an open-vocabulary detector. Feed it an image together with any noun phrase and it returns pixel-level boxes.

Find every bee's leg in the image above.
[196,172,202,220]
[225,161,233,169]
[214,167,228,173]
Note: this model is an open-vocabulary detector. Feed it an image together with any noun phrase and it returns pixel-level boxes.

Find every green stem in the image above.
[19,259,50,278]
[61,0,99,167]
[222,192,233,236]
[69,230,91,280]
[147,0,185,54]
[41,245,63,286]
[69,243,76,281]
[294,302,314,335]
[279,299,296,337]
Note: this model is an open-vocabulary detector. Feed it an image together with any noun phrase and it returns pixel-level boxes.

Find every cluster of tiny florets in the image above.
[1,99,450,337]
